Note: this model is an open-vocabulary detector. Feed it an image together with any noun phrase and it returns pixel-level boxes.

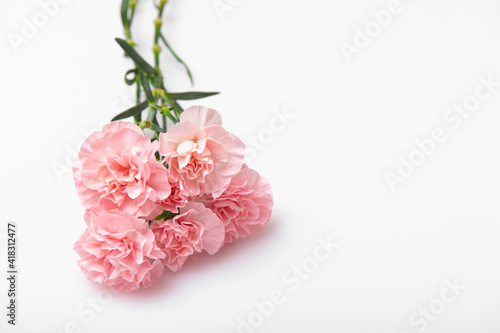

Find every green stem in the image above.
[117,0,188,134]
[122,0,142,123]
[134,75,141,123]
[153,1,167,70]
[153,0,168,130]
[162,114,167,131]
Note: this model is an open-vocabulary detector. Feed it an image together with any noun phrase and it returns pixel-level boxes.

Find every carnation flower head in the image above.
[157,173,188,213]
[199,165,273,245]
[73,209,166,292]
[73,121,171,219]
[159,106,245,198]
[151,202,225,272]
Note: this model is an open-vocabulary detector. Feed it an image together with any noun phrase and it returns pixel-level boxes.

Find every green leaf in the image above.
[161,107,179,124]
[160,33,194,85]
[147,108,157,122]
[149,123,164,133]
[140,72,154,102]
[115,38,156,75]
[152,111,160,126]
[172,99,183,111]
[111,100,148,121]
[167,91,220,100]
[121,0,130,26]
[164,98,183,118]
[165,112,178,123]
[124,69,137,85]
[154,210,177,222]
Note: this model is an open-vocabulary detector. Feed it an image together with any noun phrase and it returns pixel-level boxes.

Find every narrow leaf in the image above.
[167,91,220,100]
[149,123,164,133]
[121,0,130,26]
[164,111,178,124]
[111,100,148,121]
[147,109,157,122]
[168,99,183,116]
[140,72,154,102]
[115,38,156,75]
[161,107,178,124]
[124,69,137,85]
[160,33,194,85]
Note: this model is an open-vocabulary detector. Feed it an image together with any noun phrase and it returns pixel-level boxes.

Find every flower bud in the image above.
[154,18,162,28]
[152,44,161,55]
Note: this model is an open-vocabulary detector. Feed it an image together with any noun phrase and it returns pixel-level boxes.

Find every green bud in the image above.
[138,120,152,129]
[152,44,161,55]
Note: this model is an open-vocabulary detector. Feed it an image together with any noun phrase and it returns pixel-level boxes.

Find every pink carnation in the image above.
[73,121,171,219]
[159,106,245,197]
[199,165,273,245]
[151,202,225,272]
[73,209,166,292]
[158,174,188,213]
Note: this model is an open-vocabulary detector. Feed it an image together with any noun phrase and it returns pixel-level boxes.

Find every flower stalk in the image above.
[113,0,220,133]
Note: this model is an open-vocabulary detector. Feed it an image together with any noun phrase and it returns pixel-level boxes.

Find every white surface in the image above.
[1,0,500,332]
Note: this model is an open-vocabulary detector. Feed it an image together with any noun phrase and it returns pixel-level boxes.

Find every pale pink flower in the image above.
[73,121,171,219]
[199,165,273,245]
[159,106,245,197]
[73,209,166,292]
[151,202,225,272]
[158,174,188,213]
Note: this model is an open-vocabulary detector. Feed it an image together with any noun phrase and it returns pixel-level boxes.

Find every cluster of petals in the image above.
[198,164,273,245]
[73,121,170,219]
[158,174,188,213]
[151,202,225,272]
[73,106,273,292]
[73,209,165,292]
[159,106,245,198]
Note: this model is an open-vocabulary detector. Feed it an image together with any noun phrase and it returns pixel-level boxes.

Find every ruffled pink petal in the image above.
[158,107,246,198]
[152,202,225,272]
[183,203,225,255]
[73,121,170,219]
[180,106,222,127]
[199,165,273,245]
[73,210,165,292]
[159,122,203,157]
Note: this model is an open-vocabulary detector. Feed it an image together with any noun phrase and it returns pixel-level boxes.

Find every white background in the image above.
[1,0,500,332]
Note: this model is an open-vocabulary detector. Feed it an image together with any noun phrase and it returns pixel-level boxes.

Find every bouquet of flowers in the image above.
[72,0,273,292]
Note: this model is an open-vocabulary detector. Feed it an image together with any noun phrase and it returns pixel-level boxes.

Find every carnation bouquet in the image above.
[72,0,273,292]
